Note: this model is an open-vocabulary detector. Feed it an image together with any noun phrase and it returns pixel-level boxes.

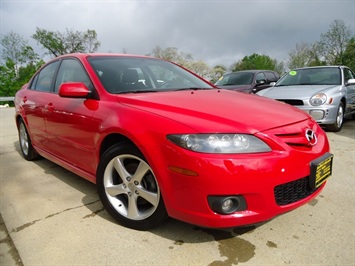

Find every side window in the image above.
[255,73,266,83]
[54,59,93,92]
[344,68,355,82]
[265,72,278,83]
[32,61,60,92]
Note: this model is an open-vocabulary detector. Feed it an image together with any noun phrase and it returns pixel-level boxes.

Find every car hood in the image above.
[116,89,309,134]
[258,84,339,99]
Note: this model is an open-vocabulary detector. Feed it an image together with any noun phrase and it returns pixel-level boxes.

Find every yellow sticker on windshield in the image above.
[289,70,297,76]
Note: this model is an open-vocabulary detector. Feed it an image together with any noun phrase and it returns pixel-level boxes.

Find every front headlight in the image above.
[310,93,327,106]
[167,134,271,153]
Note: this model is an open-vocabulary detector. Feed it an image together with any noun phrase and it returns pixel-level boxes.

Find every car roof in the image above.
[291,65,347,71]
[55,53,158,61]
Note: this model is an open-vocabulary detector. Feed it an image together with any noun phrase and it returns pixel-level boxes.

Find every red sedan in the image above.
[15,53,333,230]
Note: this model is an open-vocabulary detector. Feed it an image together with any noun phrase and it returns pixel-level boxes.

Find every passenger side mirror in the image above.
[59,82,90,98]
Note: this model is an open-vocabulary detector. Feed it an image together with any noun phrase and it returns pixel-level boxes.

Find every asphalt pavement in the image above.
[0,107,354,265]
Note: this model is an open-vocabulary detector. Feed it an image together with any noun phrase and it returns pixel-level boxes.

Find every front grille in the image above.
[274,176,319,206]
[276,99,304,106]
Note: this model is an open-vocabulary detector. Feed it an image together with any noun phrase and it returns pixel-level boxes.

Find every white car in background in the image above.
[257,66,355,132]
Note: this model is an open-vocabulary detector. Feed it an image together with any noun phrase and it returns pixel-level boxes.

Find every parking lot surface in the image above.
[0,107,354,265]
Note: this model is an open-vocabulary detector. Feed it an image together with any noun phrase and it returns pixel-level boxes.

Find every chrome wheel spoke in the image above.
[127,195,140,219]
[106,184,127,197]
[113,157,131,182]
[137,188,159,206]
[132,161,150,183]
[19,123,28,155]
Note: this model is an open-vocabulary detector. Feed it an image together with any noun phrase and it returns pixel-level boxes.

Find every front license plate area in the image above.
[309,152,333,189]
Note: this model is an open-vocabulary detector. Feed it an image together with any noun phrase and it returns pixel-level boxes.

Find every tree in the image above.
[210,64,227,83]
[343,37,355,70]
[83,30,101,53]
[1,31,39,72]
[0,31,43,101]
[32,28,100,57]
[317,19,353,65]
[288,42,313,68]
[189,60,211,79]
[288,42,325,68]
[231,53,283,73]
[151,46,193,67]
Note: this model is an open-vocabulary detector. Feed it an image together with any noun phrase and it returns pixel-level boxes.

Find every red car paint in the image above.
[15,53,332,229]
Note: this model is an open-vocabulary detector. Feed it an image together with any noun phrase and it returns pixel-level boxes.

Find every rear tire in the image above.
[327,102,344,132]
[18,119,40,161]
[96,143,168,230]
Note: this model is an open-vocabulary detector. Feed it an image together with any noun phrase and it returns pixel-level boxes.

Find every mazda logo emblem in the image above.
[305,129,317,146]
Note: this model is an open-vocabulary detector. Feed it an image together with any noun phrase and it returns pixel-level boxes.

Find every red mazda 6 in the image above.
[15,53,333,230]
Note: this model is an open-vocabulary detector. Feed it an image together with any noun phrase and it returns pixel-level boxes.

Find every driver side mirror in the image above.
[59,82,90,98]
[255,79,266,86]
[346,79,355,86]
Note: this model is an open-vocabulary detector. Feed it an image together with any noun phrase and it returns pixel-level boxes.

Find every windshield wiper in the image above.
[117,89,158,94]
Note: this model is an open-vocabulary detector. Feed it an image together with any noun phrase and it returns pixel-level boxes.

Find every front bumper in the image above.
[294,105,338,125]
[154,120,330,228]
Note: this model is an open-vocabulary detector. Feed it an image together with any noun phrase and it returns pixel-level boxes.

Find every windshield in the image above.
[88,56,214,93]
[276,67,341,86]
[215,72,254,86]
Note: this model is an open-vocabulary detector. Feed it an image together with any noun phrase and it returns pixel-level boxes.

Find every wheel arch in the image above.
[99,133,136,159]
[15,114,25,129]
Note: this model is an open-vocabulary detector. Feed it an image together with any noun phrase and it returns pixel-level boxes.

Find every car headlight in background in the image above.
[310,93,327,106]
[167,134,271,153]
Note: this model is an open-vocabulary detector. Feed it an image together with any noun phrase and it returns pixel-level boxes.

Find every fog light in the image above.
[208,196,247,214]
[221,199,234,212]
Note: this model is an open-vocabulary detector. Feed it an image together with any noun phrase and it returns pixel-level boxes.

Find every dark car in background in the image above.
[215,70,280,94]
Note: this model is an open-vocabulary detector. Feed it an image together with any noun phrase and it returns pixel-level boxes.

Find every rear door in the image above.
[21,61,60,149]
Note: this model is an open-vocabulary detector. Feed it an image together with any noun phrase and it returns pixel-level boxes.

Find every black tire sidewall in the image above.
[18,119,39,161]
[327,102,344,132]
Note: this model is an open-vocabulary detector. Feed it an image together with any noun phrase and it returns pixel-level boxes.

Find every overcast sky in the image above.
[1,0,354,68]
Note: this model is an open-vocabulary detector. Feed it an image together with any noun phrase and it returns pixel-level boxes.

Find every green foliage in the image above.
[210,65,227,83]
[317,19,352,65]
[231,53,282,74]
[0,59,41,98]
[0,60,17,96]
[0,32,44,100]
[289,19,353,68]
[343,37,355,70]
[32,28,100,57]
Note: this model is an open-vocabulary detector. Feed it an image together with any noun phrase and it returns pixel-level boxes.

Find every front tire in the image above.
[18,119,40,161]
[327,102,344,132]
[97,143,168,230]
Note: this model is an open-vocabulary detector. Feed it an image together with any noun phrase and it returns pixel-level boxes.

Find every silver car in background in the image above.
[257,66,355,132]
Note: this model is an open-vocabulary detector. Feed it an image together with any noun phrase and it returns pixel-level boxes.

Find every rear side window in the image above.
[30,61,60,92]
[265,72,279,83]
[255,72,266,83]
